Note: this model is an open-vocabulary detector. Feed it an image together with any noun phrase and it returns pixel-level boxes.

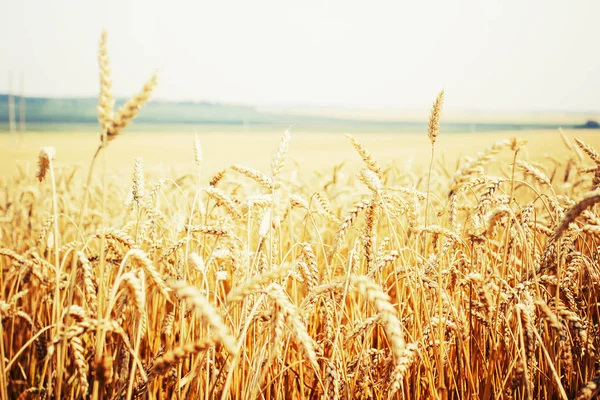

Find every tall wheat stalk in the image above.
[82,31,157,400]
[423,89,445,392]
[424,90,444,228]
[79,31,157,231]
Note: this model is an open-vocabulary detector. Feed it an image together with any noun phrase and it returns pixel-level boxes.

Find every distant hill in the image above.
[575,120,600,129]
[0,94,593,133]
[0,94,290,125]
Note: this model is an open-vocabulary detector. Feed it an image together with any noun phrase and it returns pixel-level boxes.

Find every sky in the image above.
[1,0,599,112]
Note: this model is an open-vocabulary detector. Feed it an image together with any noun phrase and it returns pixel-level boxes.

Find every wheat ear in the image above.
[552,192,600,240]
[170,280,237,355]
[427,89,444,145]
[97,30,114,135]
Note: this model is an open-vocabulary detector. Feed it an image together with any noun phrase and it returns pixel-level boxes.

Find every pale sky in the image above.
[1,0,599,111]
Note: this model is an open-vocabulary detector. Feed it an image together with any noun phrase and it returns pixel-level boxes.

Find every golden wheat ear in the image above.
[110,73,158,140]
[36,146,56,182]
[97,30,115,137]
[96,30,158,144]
[427,89,444,145]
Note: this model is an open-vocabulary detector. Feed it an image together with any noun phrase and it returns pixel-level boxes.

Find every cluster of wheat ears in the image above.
[2,32,600,400]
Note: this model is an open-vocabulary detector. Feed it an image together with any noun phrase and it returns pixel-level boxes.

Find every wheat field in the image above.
[3,33,600,400]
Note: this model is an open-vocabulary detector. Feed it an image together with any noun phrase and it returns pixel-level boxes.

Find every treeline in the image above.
[0,94,584,133]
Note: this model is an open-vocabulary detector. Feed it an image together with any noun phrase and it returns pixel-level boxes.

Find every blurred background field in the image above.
[3,91,599,179]
[2,127,600,178]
